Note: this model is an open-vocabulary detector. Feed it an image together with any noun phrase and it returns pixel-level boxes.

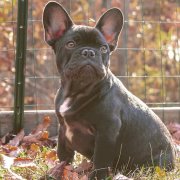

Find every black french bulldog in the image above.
[43,1,175,179]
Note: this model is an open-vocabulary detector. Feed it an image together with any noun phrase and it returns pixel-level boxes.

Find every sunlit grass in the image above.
[0,147,180,179]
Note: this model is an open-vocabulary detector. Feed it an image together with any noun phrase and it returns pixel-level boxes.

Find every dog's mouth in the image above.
[64,63,105,81]
[62,63,106,93]
[79,64,97,78]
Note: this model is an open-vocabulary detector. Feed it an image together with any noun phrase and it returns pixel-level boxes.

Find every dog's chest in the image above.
[64,119,96,157]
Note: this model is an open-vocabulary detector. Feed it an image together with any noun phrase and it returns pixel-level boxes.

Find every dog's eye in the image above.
[100,46,108,53]
[66,41,76,48]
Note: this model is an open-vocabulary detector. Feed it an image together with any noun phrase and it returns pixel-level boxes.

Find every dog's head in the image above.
[43,1,123,86]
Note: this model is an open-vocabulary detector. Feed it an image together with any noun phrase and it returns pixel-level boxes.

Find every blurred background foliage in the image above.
[0,0,179,110]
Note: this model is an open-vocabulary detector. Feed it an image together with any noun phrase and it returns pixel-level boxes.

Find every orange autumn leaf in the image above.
[63,165,79,180]
[14,157,36,168]
[45,150,57,161]
[31,116,51,135]
[43,116,51,124]
[23,131,49,143]
[40,131,49,140]
[2,144,18,155]
[30,143,40,152]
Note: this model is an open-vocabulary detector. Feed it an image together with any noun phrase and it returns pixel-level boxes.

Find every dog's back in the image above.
[111,73,176,171]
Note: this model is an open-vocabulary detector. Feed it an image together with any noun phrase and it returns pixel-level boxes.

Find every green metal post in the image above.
[13,0,28,134]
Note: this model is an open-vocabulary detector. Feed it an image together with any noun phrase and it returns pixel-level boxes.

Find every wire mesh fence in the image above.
[0,0,180,132]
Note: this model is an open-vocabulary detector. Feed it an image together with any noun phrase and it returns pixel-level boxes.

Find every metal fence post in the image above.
[13,0,28,134]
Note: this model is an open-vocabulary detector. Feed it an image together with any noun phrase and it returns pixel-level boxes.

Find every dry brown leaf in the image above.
[22,116,51,144]
[23,131,51,145]
[30,143,40,152]
[47,161,67,179]
[23,131,43,143]
[31,116,51,135]
[45,149,57,162]
[2,144,18,153]
[44,149,58,167]
[167,123,180,143]
[167,123,180,134]
[41,138,57,148]
[40,131,49,140]
[25,143,41,157]
[2,144,22,157]
[75,159,92,173]
[0,133,15,145]
[8,129,25,146]
[63,165,79,180]
[173,131,180,141]
[14,157,36,168]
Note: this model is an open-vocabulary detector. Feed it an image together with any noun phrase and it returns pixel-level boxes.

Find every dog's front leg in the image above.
[90,118,121,179]
[57,125,75,163]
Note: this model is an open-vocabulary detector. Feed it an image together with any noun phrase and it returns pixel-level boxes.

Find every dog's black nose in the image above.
[81,49,95,58]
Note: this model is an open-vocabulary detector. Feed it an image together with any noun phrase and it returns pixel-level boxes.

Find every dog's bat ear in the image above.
[43,1,73,47]
[95,8,124,51]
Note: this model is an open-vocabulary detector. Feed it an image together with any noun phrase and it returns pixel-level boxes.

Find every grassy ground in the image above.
[0,145,180,180]
[0,118,180,179]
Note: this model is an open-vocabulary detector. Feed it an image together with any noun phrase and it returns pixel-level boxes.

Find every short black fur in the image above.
[43,2,176,179]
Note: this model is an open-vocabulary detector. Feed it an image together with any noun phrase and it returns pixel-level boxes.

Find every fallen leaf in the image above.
[167,123,180,134]
[45,149,57,162]
[42,138,57,148]
[8,129,25,146]
[24,143,41,158]
[75,159,92,173]
[2,144,22,157]
[40,131,49,140]
[31,116,51,135]
[0,133,15,145]
[47,161,67,179]
[2,144,18,153]
[63,165,79,180]
[23,131,44,143]
[30,143,40,152]
[14,157,36,168]
[44,149,58,167]
[173,131,180,141]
